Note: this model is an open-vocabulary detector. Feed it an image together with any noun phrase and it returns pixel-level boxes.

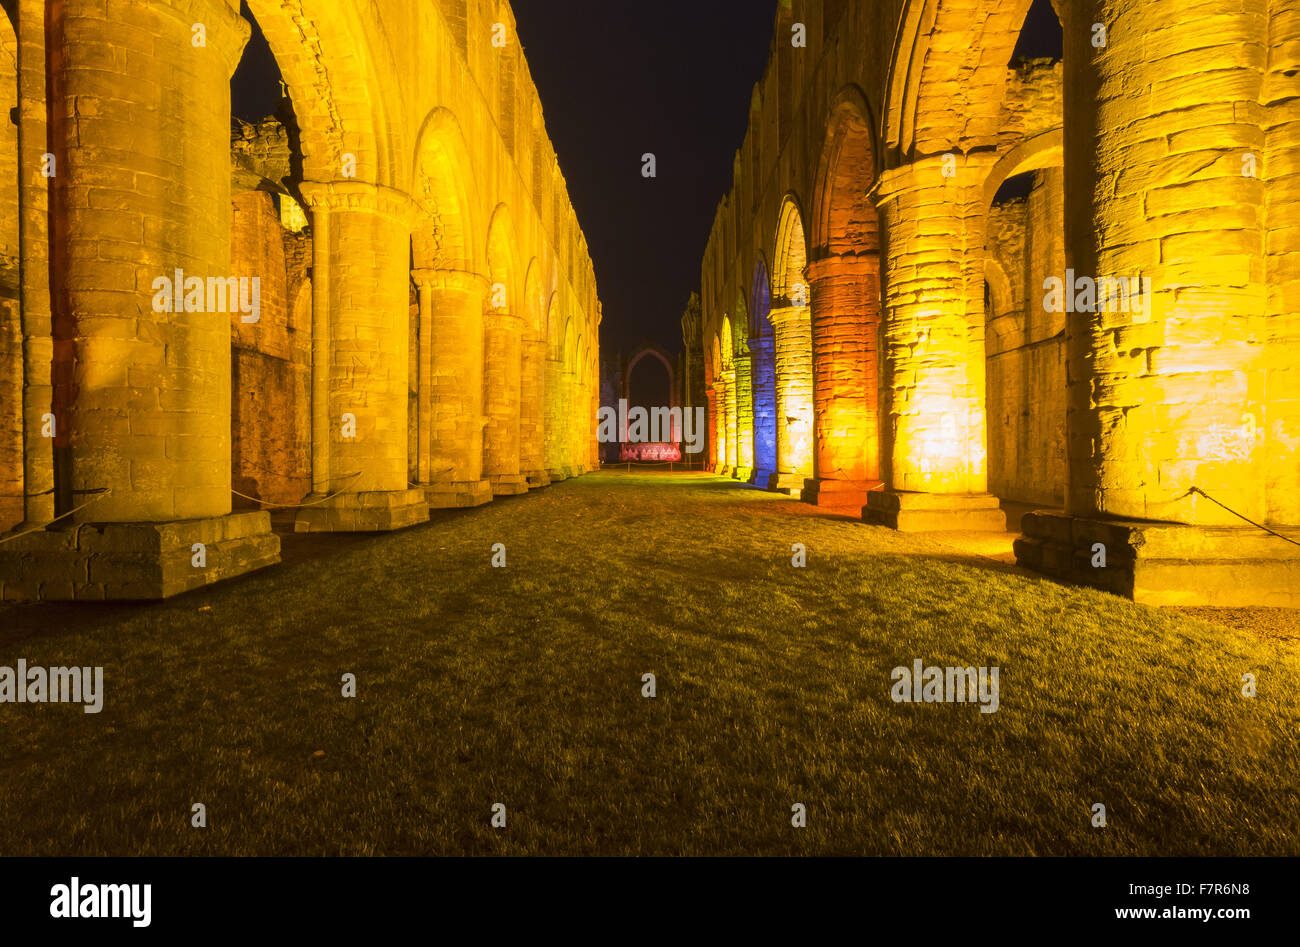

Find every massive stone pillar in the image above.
[767,304,815,495]
[749,334,776,486]
[560,368,579,476]
[1015,0,1300,604]
[482,310,527,494]
[14,0,53,531]
[413,269,492,508]
[520,335,549,488]
[732,351,754,481]
[545,356,568,480]
[0,0,279,600]
[864,155,1006,532]
[803,255,882,507]
[721,369,737,476]
[705,381,719,470]
[294,182,428,532]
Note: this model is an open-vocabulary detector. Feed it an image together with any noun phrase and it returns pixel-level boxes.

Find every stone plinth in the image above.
[805,477,880,509]
[864,491,1006,532]
[425,480,493,509]
[1016,511,1300,606]
[768,472,804,498]
[0,512,278,601]
[294,489,428,533]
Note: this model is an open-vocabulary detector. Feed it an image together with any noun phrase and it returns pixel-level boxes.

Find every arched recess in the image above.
[624,344,679,451]
[811,87,881,258]
[485,203,520,312]
[769,196,816,487]
[884,0,1047,164]
[245,0,396,187]
[411,107,479,273]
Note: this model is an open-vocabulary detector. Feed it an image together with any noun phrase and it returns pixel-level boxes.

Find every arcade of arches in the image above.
[0,0,599,600]
[696,0,1300,606]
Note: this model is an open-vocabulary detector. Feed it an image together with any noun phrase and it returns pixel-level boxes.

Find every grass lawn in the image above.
[1,471,1297,856]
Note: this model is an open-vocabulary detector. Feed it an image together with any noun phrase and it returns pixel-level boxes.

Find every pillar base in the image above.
[294,489,429,533]
[525,469,551,489]
[425,480,494,509]
[0,512,279,602]
[767,472,804,499]
[546,467,569,483]
[718,465,733,477]
[734,465,754,482]
[490,474,529,496]
[864,491,1006,532]
[804,478,881,509]
[751,468,775,487]
[1015,512,1300,606]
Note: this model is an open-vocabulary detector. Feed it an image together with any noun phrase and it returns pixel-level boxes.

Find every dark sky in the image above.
[513,0,779,361]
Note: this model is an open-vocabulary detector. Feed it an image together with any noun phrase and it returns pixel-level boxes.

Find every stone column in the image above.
[722,369,737,475]
[483,309,527,494]
[803,254,881,507]
[732,351,754,480]
[767,304,815,494]
[294,181,428,532]
[749,334,777,486]
[15,0,53,529]
[1013,0,1299,606]
[0,0,279,601]
[545,356,567,480]
[560,368,578,477]
[864,155,1005,531]
[705,381,719,470]
[413,268,492,508]
[520,335,549,488]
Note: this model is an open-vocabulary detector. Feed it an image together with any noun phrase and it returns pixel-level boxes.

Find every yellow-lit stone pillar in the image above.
[733,350,754,481]
[15,0,53,530]
[0,0,280,600]
[865,154,1005,531]
[1013,0,1299,606]
[560,367,578,476]
[802,255,881,506]
[722,369,737,476]
[413,269,492,508]
[294,182,428,532]
[767,304,815,495]
[483,309,527,494]
[545,355,568,480]
[520,335,549,488]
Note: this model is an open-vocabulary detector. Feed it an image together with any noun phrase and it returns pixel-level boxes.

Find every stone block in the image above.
[864,491,1007,532]
[294,489,429,533]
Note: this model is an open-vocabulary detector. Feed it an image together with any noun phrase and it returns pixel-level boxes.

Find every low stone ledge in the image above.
[294,489,429,533]
[864,491,1007,532]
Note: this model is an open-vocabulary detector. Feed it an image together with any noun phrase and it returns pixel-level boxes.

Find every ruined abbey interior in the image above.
[0,0,600,600]
[697,0,1300,606]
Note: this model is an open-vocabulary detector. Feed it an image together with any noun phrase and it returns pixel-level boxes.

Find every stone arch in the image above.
[750,256,772,338]
[411,107,479,272]
[773,195,808,304]
[244,0,396,188]
[522,257,546,336]
[811,87,881,257]
[485,203,520,312]
[984,128,1064,208]
[885,0,1043,165]
[719,315,733,369]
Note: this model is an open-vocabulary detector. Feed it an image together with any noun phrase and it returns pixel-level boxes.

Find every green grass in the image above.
[1,471,1297,855]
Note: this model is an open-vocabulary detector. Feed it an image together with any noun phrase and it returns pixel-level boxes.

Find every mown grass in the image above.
[1,471,1296,855]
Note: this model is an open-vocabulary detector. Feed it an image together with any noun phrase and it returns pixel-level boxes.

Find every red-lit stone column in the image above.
[803,254,881,506]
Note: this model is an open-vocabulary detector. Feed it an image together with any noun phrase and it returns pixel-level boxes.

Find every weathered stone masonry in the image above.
[0,0,600,601]
[696,0,1300,606]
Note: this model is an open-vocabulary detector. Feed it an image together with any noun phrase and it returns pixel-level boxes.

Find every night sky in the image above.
[512,0,779,360]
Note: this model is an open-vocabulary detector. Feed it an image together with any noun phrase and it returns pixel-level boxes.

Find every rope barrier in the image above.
[0,488,112,546]
[1187,486,1300,548]
[230,471,363,510]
